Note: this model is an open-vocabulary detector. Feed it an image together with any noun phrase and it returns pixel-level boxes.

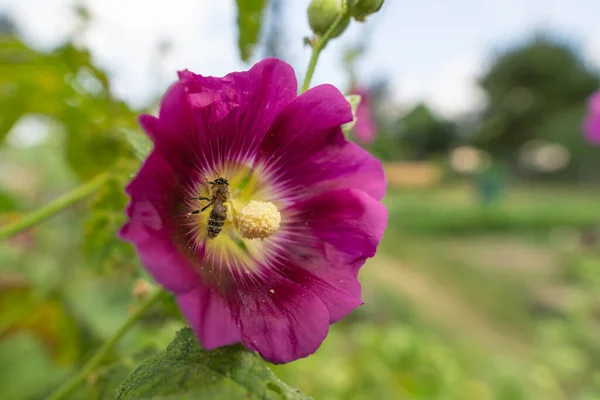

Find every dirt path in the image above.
[364,255,533,359]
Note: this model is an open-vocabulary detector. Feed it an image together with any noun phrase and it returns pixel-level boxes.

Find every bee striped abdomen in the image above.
[207,212,226,239]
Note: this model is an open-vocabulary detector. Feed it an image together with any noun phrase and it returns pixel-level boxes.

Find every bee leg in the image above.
[187,196,211,201]
[186,200,214,217]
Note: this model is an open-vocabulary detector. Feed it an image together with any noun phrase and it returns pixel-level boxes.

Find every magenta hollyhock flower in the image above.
[350,85,377,145]
[583,91,600,146]
[120,59,387,364]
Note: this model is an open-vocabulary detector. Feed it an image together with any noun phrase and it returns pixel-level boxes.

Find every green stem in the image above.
[0,172,111,241]
[46,288,165,400]
[300,11,351,93]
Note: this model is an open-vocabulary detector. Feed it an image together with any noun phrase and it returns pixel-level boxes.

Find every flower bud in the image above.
[349,0,384,21]
[307,0,350,38]
[132,278,153,300]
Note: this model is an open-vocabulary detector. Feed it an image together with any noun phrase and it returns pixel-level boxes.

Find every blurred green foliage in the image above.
[0,37,138,180]
[1,5,600,400]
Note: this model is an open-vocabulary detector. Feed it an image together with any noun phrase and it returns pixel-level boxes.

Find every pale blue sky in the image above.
[2,0,599,117]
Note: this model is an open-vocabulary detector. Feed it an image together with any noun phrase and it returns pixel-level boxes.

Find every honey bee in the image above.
[186,177,236,239]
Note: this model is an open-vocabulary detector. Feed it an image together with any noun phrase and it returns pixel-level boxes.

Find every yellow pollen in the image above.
[236,200,281,240]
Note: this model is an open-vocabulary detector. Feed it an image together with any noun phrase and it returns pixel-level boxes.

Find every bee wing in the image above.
[226,201,238,227]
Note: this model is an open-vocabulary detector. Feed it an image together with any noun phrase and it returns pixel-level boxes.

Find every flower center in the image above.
[175,162,284,282]
[236,200,281,240]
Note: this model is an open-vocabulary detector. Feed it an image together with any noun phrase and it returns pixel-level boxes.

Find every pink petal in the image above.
[232,277,330,364]
[257,84,353,163]
[119,150,199,294]
[176,284,241,349]
[286,188,387,260]
[588,92,600,114]
[350,86,377,145]
[277,188,388,322]
[140,59,297,179]
[256,84,385,202]
[277,246,364,324]
[584,114,600,146]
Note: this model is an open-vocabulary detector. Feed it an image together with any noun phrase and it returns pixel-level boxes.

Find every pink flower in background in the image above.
[583,91,600,146]
[120,59,387,364]
[351,85,377,145]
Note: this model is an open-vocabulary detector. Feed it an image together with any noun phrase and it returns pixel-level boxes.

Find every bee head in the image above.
[212,177,228,186]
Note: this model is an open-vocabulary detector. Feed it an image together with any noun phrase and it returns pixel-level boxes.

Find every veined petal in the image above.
[176,284,241,349]
[286,188,387,259]
[256,84,386,202]
[256,84,352,165]
[271,189,387,322]
[304,141,386,201]
[278,248,364,324]
[140,58,297,182]
[232,277,330,364]
[120,151,200,294]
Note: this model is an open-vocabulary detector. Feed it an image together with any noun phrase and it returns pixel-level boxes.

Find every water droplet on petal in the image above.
[269,289,275,294]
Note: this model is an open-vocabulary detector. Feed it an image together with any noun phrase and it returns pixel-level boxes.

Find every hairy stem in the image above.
[46,288,165,400]
[0,172,111,241]
[301,11,351,93]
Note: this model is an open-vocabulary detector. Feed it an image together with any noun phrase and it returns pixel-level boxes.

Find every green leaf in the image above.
[122,128,153,161]
[342,94,362,134]
[236,0,269,61]
[116,327,311,400]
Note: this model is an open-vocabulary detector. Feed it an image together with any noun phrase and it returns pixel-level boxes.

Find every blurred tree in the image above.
[475,35,599,156]
[395,103,457,160]
[0,14,15,34]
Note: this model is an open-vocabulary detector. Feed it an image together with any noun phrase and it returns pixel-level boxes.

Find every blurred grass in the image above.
[2,137,600,399]
[275,184,600,400]
[385,184,600,234]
